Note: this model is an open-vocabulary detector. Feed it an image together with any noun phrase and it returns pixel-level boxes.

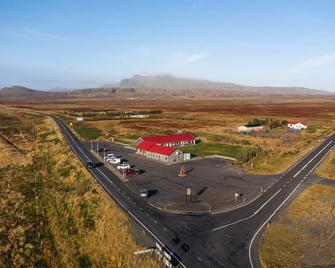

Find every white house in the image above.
[237,125,264,133]
[287,121,307,130]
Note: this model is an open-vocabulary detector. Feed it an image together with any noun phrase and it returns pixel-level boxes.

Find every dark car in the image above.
[98,147,105,152]
[172,235,180,244]
[181,243,190,252]
[124,168,139,177]
[86,161,95,169]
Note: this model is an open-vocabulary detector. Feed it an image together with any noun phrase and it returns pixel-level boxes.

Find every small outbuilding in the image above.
[237,125,264,133]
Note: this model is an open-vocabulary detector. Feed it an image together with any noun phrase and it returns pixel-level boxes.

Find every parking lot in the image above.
[82,141,276,212]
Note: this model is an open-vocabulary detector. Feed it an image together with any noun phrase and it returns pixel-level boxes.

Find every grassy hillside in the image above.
[259,184,335,268]
[0,108,160,267]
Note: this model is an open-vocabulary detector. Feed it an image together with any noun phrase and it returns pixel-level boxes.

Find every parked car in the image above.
[86,161,95,169]
[104,153,115,160]
[105,153,115,159]
[98,147,105,152]
[117,163,131,170]
[108,158,121,164]
[140,188,149,197]
[124,168,139,176]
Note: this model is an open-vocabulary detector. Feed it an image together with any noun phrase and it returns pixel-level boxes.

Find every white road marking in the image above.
[56,119,188,268]
[248,182,302,268]
[212,188,282,231]
[249,142,335,268]
[293,141,332,177]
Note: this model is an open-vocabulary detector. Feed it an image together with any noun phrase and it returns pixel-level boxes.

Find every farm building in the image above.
[237,125,264,133]
[137,133,196,147]
[136,140,190,163]
[128,114,149,119]
[288,121,307,130]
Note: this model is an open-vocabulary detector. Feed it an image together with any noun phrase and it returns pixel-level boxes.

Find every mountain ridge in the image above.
[0,75,331,102]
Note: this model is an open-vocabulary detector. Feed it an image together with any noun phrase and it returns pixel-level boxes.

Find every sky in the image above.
[0,0,335,91]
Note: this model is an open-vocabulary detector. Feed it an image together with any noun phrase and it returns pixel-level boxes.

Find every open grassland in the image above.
[79,112,334,174]
[0,108,160,268]
[5,97,335,175]
[259,184,335,268]
[315,149,335,180]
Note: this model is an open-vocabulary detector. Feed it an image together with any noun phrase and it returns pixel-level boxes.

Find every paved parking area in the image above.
[83,141,276,212]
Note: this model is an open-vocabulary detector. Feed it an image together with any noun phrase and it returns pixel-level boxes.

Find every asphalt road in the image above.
[53,116,335,268]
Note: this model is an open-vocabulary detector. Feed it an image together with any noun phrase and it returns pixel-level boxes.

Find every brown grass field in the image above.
[0,107,160,267]
[259,184,335,268]
[315,149,335,180]
[3,97,335,174]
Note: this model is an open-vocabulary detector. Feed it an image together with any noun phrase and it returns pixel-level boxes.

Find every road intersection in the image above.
[53,116,334,268]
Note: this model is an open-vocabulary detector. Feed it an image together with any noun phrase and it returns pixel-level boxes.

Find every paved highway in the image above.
[53,116,335,268]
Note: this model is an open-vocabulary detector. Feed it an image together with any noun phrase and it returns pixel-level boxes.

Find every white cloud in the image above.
[170,51,210,67]
[0,27,68,40]
[186,52,210,63]
[290,53,335,73]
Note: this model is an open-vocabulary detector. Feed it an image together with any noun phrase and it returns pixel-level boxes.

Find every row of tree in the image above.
[246,118,288,129]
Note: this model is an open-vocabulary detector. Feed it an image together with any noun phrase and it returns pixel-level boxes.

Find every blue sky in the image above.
[1,0,335,90]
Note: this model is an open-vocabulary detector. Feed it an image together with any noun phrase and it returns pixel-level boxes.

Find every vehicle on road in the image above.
[108,157,122,164]
[181,243,190,252]
[98,147,105,152]
[172,235,180,244]
[140,188,149,197]
[117,163,131,170]
[86,161,95,169]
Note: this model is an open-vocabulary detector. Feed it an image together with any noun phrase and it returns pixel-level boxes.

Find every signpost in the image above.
[186,186,192,203]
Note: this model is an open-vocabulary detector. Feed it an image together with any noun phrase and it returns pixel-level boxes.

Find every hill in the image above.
[119,75,329,96]
[0,86,66,101]
[0,75,331,102]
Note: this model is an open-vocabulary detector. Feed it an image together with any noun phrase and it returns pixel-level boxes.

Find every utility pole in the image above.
[96,141,98,154]
[90,140,93,151]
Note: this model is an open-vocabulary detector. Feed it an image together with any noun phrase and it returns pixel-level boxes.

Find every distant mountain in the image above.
[119,75,329,96]
[0,75,331,102]
[0,86,66,101]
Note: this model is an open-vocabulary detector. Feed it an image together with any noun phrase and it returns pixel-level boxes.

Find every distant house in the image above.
[136,140,187,163]
[129,114,149,119]
[76,117,84,122]
[138,133,196,147]
[237,125,264,133]
[287,121,307,130]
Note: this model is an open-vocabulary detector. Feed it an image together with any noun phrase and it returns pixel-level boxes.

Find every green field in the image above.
[180,143,248,160]
[72,122,102,140]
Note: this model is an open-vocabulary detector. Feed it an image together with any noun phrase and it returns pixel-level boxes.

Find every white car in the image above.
[108,158,121,164]
[117,164,131,170]
[104,153,114,160]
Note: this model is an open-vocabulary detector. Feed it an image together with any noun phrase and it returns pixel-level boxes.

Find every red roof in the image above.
[288,121,306,125]
[136,140,176,156]
[141,133,195,144]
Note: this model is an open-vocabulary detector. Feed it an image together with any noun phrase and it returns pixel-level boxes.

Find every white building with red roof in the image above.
[135,133,194,163]
[138,133,196,147]
[287,121,307,130]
